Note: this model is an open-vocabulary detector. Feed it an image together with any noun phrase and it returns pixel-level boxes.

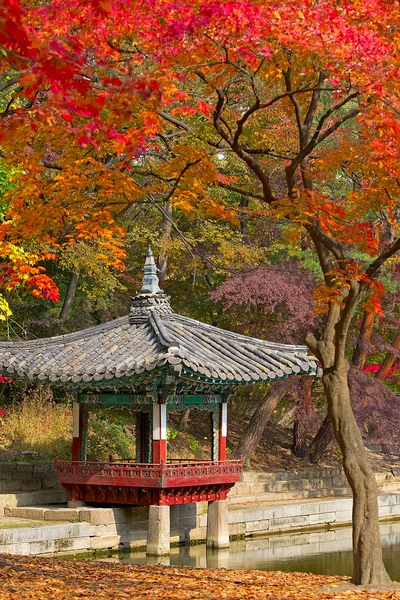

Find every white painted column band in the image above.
[153,404,167,440]
[72,402,80,437]
[221,403,227,437]
[153,404,160,440]
[160,404,167,440]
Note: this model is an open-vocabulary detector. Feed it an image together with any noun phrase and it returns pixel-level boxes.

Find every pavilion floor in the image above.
[54,458,242,506]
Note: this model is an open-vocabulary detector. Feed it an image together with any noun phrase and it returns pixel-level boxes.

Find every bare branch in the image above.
[283,67,303,139]
[218,182,264,201]
[315,108,359,147]
[0,76,21,93]
[286,94,359,191]
[41,161,63,171]
[163,159,201,204]
[334,282,361,368]
[159,111,193,132]
[365,237,400,278]
[303,71,326,134]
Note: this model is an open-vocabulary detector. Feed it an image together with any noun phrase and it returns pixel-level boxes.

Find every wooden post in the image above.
[152,403,167,464]
[136,412,149,463]
[218,402,227,462]
[72,397,83,461]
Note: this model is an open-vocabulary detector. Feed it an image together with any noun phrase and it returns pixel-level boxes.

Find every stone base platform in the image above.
[2,493,400,557]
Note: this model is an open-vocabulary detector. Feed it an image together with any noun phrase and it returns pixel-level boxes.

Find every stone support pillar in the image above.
[146,555,171,566]
[147,505,170,555]
[152,403,167,464]
[67,500,87,508]
[206,499,230,548]
[206,548,230,569]
[218,402,227,462]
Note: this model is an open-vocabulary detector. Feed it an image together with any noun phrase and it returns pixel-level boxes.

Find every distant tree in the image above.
[212,261,318,344]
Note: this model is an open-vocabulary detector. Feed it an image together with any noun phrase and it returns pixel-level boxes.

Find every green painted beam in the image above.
[80,393,223,406]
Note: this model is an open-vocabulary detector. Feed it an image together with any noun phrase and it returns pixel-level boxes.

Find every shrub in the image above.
[86,416,135,461]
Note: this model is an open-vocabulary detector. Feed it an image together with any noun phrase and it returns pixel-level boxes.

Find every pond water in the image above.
[98,520,400,580]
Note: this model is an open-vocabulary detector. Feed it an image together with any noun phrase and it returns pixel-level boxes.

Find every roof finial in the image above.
[141,246,163,294]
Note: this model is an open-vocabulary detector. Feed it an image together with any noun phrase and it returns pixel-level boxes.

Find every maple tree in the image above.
[212,261,318,344]
[122,0,400,585]
[0,0,166,314]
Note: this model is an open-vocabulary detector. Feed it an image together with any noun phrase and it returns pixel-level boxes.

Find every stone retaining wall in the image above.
[1,463,399,517]
[228,468,400,504]
[2,494,400,556]
[0,462,68,515]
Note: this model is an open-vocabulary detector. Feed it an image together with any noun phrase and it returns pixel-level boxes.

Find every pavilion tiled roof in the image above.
[0,249,317,387]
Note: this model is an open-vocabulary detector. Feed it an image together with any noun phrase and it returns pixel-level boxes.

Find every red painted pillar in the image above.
[152,403,167,464]
[218,402,227,462]
[72,398,83,461]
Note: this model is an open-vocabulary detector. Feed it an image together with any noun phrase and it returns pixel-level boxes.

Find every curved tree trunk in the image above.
[158,202,173,282]
[375,327,400,455]
[292,419,308,458]
[292,377,312,459]
[59,271,80,323]
[307,298,391,585]
[323,368,390,585]
[235,377,298,464]
[352,311,375,369]
[308,414,335,463]
[239,195,250,242]
[375,327,400,382]
[178,408,190,431]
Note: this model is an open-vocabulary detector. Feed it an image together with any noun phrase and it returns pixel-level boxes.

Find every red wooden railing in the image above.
[54,458,242,483]
[54,458,243,505]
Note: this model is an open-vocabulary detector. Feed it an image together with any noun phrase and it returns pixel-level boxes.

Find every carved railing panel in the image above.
[55,459,242,482]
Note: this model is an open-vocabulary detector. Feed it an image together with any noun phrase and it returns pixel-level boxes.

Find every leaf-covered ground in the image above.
[0,555,400,599]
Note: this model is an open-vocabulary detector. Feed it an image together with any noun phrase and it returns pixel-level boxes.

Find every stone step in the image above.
[230,491,312,505]
[0,489,68,512]
[241,470,399,487]
[228,490,311,505]
[241,468,343,483]
[236,477,350,494]
[5,505,83,521]
[230,482,400,506]
[378,481,400,493]
[228,486,352,506]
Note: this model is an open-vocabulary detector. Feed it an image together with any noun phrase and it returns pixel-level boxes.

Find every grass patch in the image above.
[0,390,72,460]
[0,521,49,529]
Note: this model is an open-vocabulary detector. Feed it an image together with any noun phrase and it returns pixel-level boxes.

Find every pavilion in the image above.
[0,248,317,554]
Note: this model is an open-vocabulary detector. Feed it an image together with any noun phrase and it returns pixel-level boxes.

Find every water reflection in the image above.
[98,520,400,580]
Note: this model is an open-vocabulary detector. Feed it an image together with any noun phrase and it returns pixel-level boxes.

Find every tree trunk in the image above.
[307,288,391,586]
[178,409,190,431]
[308,414,335,464]
[59,271,80,323]
[352,311,375,369]
[239,195,250,242]
[375,327,400,382]
[292,419,308,458]
[292,377,312,459]
[235,377,297,464]
[158,202,173,282]
[322,367,390,584]
[375,327,400,455]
